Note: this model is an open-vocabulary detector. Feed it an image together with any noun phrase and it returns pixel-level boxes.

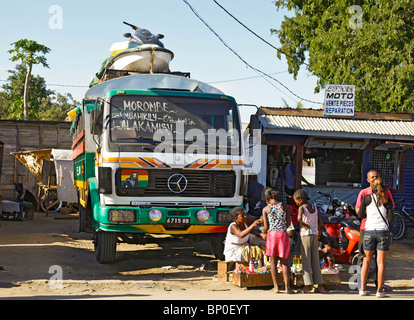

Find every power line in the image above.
[0,79,88,88]
[213,0,310,68]
[1,72,291,90]
[208,71,299,104]
[207,71,288,84]
[182,0,322,105]
[47,83,89,88]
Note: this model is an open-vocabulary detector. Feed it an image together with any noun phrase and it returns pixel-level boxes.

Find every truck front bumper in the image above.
[94,206,233,235]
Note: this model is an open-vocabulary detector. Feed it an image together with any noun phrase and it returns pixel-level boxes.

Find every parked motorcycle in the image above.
[316,191,361,265]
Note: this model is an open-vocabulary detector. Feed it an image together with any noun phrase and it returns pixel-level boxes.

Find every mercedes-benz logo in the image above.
[167,173,188,194]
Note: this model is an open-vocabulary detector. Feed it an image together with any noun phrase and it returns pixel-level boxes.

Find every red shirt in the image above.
[355,187,395,230]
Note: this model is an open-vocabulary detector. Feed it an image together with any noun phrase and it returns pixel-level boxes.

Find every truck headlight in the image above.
[109,209,136,223]
[197,209,210,223]
[149,209,162,222]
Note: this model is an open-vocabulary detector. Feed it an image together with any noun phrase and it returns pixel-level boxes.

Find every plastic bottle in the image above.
[291,256,298,273]
[254,258,258,271]
[265,256,271,271]
[293,255,299,265]
[249,259,255,273]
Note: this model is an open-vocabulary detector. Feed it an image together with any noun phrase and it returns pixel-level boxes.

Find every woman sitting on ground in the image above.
[223,207,264,263]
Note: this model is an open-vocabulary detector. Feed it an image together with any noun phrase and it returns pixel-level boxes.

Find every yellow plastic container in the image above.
[67,108,77,121]
[110,41,130,56]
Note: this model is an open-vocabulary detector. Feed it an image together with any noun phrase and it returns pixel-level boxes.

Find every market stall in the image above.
[218,256,342,289]
[11,149,77,216]
[247,107,414,206]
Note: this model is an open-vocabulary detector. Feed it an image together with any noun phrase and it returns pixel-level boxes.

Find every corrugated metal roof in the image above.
[260,115,414,139]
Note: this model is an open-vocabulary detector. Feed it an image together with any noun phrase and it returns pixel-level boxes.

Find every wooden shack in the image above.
[247,108,414,205]
[0,120,72,202]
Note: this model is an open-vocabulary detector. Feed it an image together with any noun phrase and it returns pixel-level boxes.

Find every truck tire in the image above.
[209,233,226,260]
[94,231,117,264]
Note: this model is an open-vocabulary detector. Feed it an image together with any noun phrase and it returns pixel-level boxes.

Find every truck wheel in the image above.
[94,231,117,264]
[209,233,226,260]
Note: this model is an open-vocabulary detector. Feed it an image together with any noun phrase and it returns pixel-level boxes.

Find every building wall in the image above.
[262,133,414,207]
[0,121,72,201]
[393,149,414,206]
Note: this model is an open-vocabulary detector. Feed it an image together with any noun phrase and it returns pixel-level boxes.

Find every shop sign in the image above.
[324,84,355,117]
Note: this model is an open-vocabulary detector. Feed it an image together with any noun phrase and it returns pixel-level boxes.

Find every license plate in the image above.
[165,217,190,225]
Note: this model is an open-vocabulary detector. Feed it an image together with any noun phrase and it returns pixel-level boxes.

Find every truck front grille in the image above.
[115,169,236,198]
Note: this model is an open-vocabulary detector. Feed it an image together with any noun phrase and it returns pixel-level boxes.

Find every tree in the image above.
[8,39,51,120]
[39,93,79,121]
[0,65,79,121]
[281,98,304,109]
[1,65,53,120]
[272,0,414,113]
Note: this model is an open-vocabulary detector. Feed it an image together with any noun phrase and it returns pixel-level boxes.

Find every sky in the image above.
[0,0,325,123]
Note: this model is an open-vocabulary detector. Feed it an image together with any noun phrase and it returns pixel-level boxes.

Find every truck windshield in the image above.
[109,94,241,155]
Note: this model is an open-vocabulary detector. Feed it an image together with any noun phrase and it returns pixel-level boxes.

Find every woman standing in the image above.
[294,189,324,293]
[262,187,292,293]
[357,177,394,298]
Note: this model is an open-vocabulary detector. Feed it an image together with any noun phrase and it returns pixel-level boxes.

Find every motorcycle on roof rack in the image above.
[89,21,174,87]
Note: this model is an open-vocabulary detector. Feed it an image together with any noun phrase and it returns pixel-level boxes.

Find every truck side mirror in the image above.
[90,109,103,135]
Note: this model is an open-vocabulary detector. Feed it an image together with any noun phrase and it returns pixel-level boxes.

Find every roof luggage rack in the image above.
[100,69,190,83]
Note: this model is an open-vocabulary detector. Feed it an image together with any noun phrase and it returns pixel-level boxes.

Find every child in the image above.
[262,187,292,294]
[293,189,324,293]
[318,227,334,267]
[223,207,262,263]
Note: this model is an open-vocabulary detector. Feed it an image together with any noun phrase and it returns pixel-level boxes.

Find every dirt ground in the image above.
[0,211,413,301]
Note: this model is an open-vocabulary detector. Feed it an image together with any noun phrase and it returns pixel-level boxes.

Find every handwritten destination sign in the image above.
[110,95,204,138]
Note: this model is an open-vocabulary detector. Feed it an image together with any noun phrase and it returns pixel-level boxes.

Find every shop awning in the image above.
[304,137,369,150]
[376,141,414,151]
[258,108,414,141]
[12,149,52,182]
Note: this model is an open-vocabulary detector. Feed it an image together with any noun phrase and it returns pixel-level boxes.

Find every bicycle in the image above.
[390,199,414,240]
[38,185,62,216]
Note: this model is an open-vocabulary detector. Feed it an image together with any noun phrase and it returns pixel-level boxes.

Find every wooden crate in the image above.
[292,273,341,287]
[217,261,235,282]
[233,271,284,288]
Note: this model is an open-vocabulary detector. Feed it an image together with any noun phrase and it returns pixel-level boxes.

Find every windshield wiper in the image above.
[114,136,158,145]
[113,137,159,152]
